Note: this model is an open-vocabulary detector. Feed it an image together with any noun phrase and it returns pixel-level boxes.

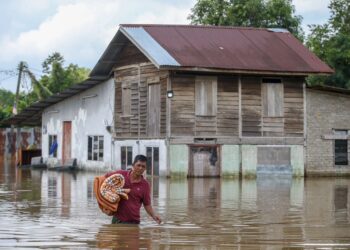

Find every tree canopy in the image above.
[306,0,350,89]
[0,89,15,121]
[188,0,304,41]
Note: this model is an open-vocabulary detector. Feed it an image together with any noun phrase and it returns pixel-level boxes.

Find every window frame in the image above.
[195,76,217,116]
[261,78,284,118]
[334,130,349,166]
[121,146,133,170]
[48,134,57,158]
[87,135,104,161]
[146,146,160,176]
[121,82,131,116]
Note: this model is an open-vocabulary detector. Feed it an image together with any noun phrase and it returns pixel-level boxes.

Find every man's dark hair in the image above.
[133,154,147,165]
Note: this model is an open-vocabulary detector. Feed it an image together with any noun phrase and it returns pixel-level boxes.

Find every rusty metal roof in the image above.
[115,24,333,75]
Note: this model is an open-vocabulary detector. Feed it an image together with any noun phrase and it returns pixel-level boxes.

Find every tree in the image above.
[307,0,350,89]
[40,52,90,94]
[0,89,15,121]
[188,0,304,41]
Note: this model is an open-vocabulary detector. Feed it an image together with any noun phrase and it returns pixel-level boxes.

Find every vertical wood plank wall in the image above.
[114,63,167,138]
[114,64,304,139]
[241,77,262,136]
[171,75,196,136]
[284,78,304,137]
[170,75,304,138]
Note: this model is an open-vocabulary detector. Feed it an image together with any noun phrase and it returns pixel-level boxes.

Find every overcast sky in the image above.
[0,0,331,93]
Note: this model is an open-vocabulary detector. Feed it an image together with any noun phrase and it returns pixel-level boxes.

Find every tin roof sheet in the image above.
[121,24,333,74]
[121,26,180,67]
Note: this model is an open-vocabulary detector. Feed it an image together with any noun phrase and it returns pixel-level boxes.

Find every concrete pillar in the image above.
[291,145,304,177]
[169,144,188,178]
[221,145,240,178]
[242,145,257,178]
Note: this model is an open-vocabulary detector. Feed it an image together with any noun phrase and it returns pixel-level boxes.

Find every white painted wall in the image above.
[42,78,115,171]
[113,139,167,176]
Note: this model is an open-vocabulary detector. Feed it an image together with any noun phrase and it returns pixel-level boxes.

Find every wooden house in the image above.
[89,24,332,177]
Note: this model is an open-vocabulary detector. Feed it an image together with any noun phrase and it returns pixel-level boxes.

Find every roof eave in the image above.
[159,65,333,76]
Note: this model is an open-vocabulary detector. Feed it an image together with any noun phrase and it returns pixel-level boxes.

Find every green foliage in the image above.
[189,0,304,41]
[40,52,90,94]
[0,89,15,120]
[307,0,350,89]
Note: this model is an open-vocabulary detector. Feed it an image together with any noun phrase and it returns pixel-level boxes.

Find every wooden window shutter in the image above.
[122,82,131,115]
[262,81,283,117]
[195,76,217,116]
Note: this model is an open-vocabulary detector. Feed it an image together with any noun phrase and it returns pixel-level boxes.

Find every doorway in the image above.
[62,121,72,164]
[189,145,220,177]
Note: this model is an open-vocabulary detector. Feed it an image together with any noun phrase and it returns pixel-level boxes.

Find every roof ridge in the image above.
[120,24,270,31]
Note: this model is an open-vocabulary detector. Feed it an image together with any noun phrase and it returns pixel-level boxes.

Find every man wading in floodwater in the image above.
[105,155,162,224]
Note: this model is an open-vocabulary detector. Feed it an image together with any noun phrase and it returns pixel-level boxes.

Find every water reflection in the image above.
[0,160,350,248]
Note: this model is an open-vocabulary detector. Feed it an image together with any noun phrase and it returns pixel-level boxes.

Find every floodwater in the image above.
[0,160,350,249]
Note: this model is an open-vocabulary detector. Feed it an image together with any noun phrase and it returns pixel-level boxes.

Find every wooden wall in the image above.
[284,78,304,137]
[170,75,239,137]
[170,75,304,139]
[241,77,262,136]
[113,63,304,140]
[114,63,167,138]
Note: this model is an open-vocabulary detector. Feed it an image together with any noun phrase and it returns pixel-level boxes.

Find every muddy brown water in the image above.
[0,159,350,249]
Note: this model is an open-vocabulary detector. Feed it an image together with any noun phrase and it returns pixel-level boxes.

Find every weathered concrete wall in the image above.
[221,145,240,178]
[113,139,167,177]
[169,145,188,178]
[306,89,350,176]
[42,79,114,171]
[242,145,304,178]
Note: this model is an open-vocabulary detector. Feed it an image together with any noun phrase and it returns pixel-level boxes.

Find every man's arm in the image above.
[144,205,162,224]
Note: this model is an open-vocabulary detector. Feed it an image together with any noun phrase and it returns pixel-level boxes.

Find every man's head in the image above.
[132,155,147,176]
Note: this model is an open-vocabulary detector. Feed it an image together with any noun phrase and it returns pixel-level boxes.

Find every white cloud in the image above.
[0,0,193,91]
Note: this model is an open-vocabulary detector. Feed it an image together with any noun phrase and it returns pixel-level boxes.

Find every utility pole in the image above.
[13,61,25,115]
[9,62,25,160]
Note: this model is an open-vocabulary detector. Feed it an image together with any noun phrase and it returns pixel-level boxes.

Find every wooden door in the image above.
[147,84,161,137]
[62,121,72,164]
[189,146,220,177]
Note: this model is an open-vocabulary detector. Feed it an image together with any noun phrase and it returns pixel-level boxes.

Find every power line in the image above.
[0,75,17,82]
[28,67,42,73]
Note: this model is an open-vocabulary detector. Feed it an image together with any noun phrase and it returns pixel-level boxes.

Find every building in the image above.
[306,86,350,176]
[2,24,339,177]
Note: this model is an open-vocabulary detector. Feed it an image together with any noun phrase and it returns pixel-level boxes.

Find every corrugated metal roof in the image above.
[120,24,333,74]
[120,26,180,67]
[0,77,106,127]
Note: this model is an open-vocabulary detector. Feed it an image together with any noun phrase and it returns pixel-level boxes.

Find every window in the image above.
[334,130,348,165]
[122,82,131,116]
[88,136,104,161]
[195,76,217,116]
[147,84,161,137]
[262,78,284,117]
[48,134,57,157]
[146,147,159,176]
[121,146,133,170]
